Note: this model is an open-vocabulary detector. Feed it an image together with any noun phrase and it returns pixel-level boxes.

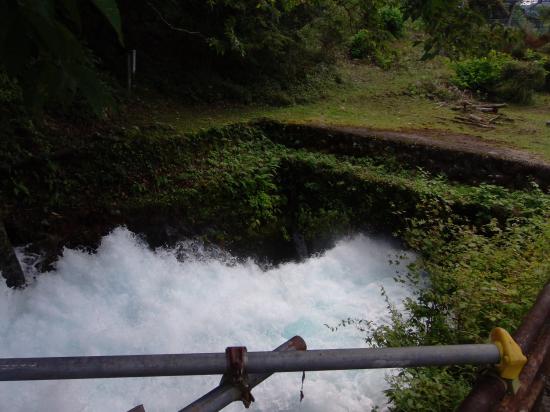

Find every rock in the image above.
[0,221,26,288]
[292,231,308,261]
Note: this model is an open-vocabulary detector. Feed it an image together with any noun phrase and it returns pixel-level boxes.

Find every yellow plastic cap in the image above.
[490,327,527,380]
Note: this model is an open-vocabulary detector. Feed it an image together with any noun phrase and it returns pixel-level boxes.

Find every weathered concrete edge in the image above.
[256,120,550,191]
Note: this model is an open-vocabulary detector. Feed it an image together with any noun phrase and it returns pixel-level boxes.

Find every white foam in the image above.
[0,228,413,412]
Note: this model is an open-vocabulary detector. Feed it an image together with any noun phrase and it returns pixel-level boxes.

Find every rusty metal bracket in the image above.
[180,336,307,412]
[224,346,255,408]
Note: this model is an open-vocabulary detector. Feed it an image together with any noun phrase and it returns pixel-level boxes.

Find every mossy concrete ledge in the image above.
[256,120,550,191]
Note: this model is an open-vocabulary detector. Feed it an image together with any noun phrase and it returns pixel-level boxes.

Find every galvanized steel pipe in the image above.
[0,353,228,381]
[0,344,500,382]
[246,344,501,372]
[178,335,307,412]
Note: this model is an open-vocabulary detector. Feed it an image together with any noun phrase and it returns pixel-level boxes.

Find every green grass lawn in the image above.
[128,48,550,161]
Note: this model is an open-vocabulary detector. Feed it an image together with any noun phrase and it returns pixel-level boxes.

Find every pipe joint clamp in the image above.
[490,327,527,381]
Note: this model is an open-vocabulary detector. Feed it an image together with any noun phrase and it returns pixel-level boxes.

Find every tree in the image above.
[404,0,517,59]
[0,0,123,114]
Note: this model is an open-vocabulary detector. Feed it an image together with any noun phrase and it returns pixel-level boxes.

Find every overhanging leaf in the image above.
[90,0,124,45]
[58,0,82,32]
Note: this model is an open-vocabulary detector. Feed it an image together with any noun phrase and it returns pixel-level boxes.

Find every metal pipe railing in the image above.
[0,344,500,382]
[245,344,501,372]
[178,336,307,412]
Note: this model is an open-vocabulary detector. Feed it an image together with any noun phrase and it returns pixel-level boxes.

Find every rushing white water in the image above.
[0,228,414,412]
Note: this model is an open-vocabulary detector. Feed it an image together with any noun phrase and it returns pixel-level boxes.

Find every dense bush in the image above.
[452,51,548,103]
[452,51,511,93]
[347,2,403,68]
[367,187,550,411]
[495,60,547,103]
[379,6,404,37]
[349,29,395,68]
[1,0,356,109]
[0,72,21,106]
[350,29,378,59]
[110,0,362,104]
[386,367,474,411]
[523,49,550,92]
[0,0,122,114]
[405,0,524,60]
[522,49,550,93]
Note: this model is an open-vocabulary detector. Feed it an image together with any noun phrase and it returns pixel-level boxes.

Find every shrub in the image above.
[452,51,548,103]
[349,29,395,68]
[367,200,550,411]
[515,49,550,93]
[386,368,474,412]
[0,71,22,106]
[521,50,550,93]
[350,29,377,60]
[379,6,404,37]
[0,71,27,130]
[495,61,547,103]
[452,51,512,94]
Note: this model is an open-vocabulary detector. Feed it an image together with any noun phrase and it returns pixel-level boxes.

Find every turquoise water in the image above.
[0,228,414,412]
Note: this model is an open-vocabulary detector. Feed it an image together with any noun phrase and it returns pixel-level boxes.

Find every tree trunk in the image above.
[0,220,25,288]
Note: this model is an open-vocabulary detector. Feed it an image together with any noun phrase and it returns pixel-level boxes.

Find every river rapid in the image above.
[0,228,414,412]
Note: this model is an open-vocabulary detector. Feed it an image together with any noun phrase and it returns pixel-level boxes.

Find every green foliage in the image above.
[452,51,511,93]
[350,29,378,59]
[363,190,550,411]
[386,368,474,411]
[198,133,286,234]
[118,0,409,99]
[0,0,540,110]
[0,72,21,105]
[452,51,547,103]
[379,6,404,37]
[0,70,44,175]
[130,0,352,102]
[404,0,522,60]
[91,0,123,44]
[495,60,547,103]
[521,49,550,92]
[0,0,122,114]
[349,29,396,68]
[342,1,403,68]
